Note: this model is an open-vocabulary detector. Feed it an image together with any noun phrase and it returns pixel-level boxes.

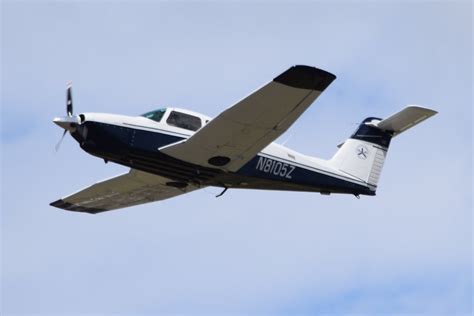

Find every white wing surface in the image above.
[50,169,200,214]
[161,65,336,172]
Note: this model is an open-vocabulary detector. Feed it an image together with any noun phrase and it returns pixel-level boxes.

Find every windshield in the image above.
[142,108,166,122]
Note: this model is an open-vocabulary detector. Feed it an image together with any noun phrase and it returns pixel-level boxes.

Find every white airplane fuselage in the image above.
[63,107,374,196]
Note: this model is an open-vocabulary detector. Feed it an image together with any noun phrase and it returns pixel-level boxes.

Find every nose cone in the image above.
[53,116,80,131]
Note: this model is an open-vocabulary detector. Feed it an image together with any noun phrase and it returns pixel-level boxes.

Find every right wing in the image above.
[50,169,201,214]
[161,65,336,172]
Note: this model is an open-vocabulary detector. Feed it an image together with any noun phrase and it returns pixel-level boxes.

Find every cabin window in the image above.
[142,108,166,122]
[166,111,202,131]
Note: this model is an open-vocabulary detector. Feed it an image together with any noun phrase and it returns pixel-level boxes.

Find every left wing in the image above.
[161,65,336,172]
[50,169,201,214]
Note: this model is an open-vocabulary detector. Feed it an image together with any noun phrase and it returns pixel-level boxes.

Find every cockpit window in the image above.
[142,108,166,122]
[166,111,202,131]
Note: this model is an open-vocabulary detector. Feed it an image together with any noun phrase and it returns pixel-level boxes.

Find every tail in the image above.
[329,105,437,192]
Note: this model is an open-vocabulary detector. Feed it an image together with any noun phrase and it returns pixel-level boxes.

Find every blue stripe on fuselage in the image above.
[75,121,373,195]
[238,155,371,193]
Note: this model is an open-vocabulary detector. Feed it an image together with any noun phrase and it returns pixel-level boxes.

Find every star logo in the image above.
[356,145,369,160]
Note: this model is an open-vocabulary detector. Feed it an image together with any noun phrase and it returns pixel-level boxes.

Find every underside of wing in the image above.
[161,65,336,172]
[50,169,201,214]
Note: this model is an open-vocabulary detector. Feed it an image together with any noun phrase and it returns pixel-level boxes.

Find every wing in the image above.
[50,169,201,214]
[161,65,336,172]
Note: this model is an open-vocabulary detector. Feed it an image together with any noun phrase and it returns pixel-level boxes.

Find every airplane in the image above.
[50,65,437,214]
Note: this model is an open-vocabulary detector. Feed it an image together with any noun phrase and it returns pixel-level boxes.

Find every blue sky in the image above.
[1,1,472,315]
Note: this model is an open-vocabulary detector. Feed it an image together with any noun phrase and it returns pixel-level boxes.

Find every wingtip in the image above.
[273,65,336,91]
[404,105,439,116]
[49,199,103,214]
[50,199,63,208]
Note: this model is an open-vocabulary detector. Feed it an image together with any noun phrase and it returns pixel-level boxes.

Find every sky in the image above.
[1,1,472,315]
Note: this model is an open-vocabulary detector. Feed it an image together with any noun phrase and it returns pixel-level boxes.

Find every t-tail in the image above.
[329,105,437,193]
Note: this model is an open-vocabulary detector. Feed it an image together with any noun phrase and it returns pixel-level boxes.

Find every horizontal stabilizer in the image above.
[375,106,437,136]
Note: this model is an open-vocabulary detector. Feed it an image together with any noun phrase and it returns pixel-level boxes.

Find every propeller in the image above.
[66,81,73,117]
[55,130,68,152]
[55,81,75,152]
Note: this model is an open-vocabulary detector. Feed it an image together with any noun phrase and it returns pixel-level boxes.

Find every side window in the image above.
[166,111,202,131]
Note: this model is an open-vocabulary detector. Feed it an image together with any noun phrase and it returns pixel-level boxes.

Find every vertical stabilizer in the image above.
[329,106,437,189]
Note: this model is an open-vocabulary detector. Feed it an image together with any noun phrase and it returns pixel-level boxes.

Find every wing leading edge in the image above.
[50,169,201,214]
[161,65,336,172]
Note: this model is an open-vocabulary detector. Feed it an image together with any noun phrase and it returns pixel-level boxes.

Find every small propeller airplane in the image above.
[51,65,437,214]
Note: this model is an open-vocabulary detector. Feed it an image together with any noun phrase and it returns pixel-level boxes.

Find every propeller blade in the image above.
[55,129,68,152]
[66,81,73,117]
